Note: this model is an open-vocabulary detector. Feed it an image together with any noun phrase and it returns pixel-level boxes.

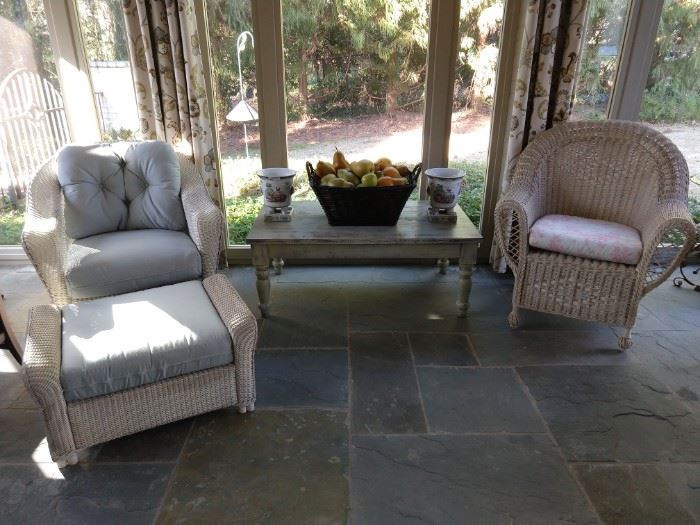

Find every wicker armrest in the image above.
[494,175,545,273]
[179,157,225,277]
[22,304,76,459]
[203,274,258,410]
[22,160,70,305]
[637,203,697,293]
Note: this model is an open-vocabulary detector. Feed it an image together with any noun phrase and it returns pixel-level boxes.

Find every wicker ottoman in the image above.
[22,274,257,467]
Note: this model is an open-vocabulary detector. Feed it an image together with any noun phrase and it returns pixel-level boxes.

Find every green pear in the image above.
[361,172,378,187]
[338,169,360,186]
[321,174,337,185]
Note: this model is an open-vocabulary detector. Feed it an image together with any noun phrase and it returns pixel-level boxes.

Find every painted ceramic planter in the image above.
[258,168,296,209]
[425,168,464,210]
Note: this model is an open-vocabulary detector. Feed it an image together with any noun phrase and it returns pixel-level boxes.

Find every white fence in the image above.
[0,68,70,203]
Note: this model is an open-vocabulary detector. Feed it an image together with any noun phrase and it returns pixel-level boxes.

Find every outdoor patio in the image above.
[1,262,699,524]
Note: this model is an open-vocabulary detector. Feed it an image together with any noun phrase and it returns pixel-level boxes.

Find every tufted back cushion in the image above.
[57,142,186,239]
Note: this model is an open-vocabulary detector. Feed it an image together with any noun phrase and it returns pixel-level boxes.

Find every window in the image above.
[207,0,263,245]
[571,0,630,120]
[638,0,700,223]
[0,1,68,245]
[447,0,504,228]
[76,0,140,141]
[282,0,429,197]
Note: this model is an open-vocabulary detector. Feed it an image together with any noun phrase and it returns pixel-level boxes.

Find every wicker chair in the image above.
[22,144,224,306]
[494,121,696,350]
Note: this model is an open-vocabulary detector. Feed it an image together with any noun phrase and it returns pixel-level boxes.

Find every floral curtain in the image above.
[122,0,221,207]
[491,0,588,271]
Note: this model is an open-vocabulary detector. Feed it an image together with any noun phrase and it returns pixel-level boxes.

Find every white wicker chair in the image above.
[495,121,696,350]
[22,147,224,306]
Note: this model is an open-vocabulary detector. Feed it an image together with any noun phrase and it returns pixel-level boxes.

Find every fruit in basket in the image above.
[360,172,378,187]
[351,159,374,177]
[333,149,351,171]
[396,165,411,177]
[316,161,336,177]
[338,169,360,186]
[394,177,409,186]
[382,166,401,179]
[328,178,349,187]
[377,176,395,187]
[375,157,392,171]
[321,174,338,185]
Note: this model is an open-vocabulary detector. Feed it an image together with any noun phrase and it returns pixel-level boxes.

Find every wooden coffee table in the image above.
[246,200,482,318]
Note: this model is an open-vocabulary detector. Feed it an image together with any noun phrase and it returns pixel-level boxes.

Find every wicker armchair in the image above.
[22,145,224,306]
[495,121,696,350]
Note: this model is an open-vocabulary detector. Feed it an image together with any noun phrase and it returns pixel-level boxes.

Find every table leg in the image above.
[252,245,271,317]
[457,261,473,318]
[437,258,449,275]
[272,257,284,275]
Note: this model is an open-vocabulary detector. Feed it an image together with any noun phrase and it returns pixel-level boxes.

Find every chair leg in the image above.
[55,451,79,468]
[508,308,519,328]
[618,328,633,351]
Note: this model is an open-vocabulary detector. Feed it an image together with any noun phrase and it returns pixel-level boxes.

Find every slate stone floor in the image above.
[1,262,699,524]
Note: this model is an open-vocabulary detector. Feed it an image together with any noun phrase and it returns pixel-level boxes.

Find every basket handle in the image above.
[410,163,422,185]
[306,161,318,186]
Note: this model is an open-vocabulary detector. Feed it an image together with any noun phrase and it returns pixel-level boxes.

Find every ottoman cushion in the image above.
[60,280,232,402]
[65,229,202,300]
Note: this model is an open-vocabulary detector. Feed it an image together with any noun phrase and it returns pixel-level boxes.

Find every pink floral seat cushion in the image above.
[529,214,642,265]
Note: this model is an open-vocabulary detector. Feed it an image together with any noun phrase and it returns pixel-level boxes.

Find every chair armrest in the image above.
[637,202,697,294]
[179,156,225,277]
[22,160,70,305]
[493,152,547,273]
[22,305,76,459]
[203,274,258,409]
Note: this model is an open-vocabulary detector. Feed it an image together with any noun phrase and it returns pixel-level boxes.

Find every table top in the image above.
[246,200,482,245]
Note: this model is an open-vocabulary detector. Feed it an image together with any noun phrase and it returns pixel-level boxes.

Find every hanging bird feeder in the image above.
[226,31,257,158]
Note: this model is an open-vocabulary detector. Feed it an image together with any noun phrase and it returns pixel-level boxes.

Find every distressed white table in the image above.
[246,200,482,318]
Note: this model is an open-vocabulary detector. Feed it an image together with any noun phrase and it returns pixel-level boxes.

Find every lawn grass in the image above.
[0,202,24,245]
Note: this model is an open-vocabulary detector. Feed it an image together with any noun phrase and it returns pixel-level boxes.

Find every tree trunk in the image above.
[386,83,399,113]
[299,47,309,107]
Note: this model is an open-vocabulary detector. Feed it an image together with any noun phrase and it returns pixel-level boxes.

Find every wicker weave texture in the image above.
[22,148,224,305]
[495,121,696,346]
[23,274,258,462]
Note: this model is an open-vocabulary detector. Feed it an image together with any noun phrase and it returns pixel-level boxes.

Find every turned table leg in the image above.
[252,245,271,317]
[437,258,449,275]
[457,262,473,317]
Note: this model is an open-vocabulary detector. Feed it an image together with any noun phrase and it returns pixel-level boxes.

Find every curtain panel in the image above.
[122,0,221,207]
[491,0,588,271]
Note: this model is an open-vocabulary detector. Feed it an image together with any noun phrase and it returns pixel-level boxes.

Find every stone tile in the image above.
[221,266,261,318]
[641,285,699,330]
[350,332,426,434]
[519,365,700,462]
[408,332,477,366]
[158,409,348,525]
[347,284,472,332]
[627,331,700,406]
[0,463,172,525]
[417,367,544,433]
[0,409,52,463]
[573,464,695,525]
[351,434,597,524]
[657,464,700,522]
[0,356,24,408]
[472,330,626,366]
[258,284,347,348]
[256,349,348,408]
[93,418,194,463]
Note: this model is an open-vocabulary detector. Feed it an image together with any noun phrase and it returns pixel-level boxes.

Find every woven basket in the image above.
[306,162,421,226]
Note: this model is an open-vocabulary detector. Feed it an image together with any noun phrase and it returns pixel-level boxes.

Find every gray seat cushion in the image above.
[65,229,202,300]
[57,141,186,239]
[61,280,233,402]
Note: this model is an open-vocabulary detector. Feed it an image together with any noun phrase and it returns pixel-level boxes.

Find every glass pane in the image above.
[0,1,67,245]
[282,0,429,199]
[571,0,630,120]
[76,0,140,141]
[639,0,700,223]
[447,0,504,228]
[207,0,263,245]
